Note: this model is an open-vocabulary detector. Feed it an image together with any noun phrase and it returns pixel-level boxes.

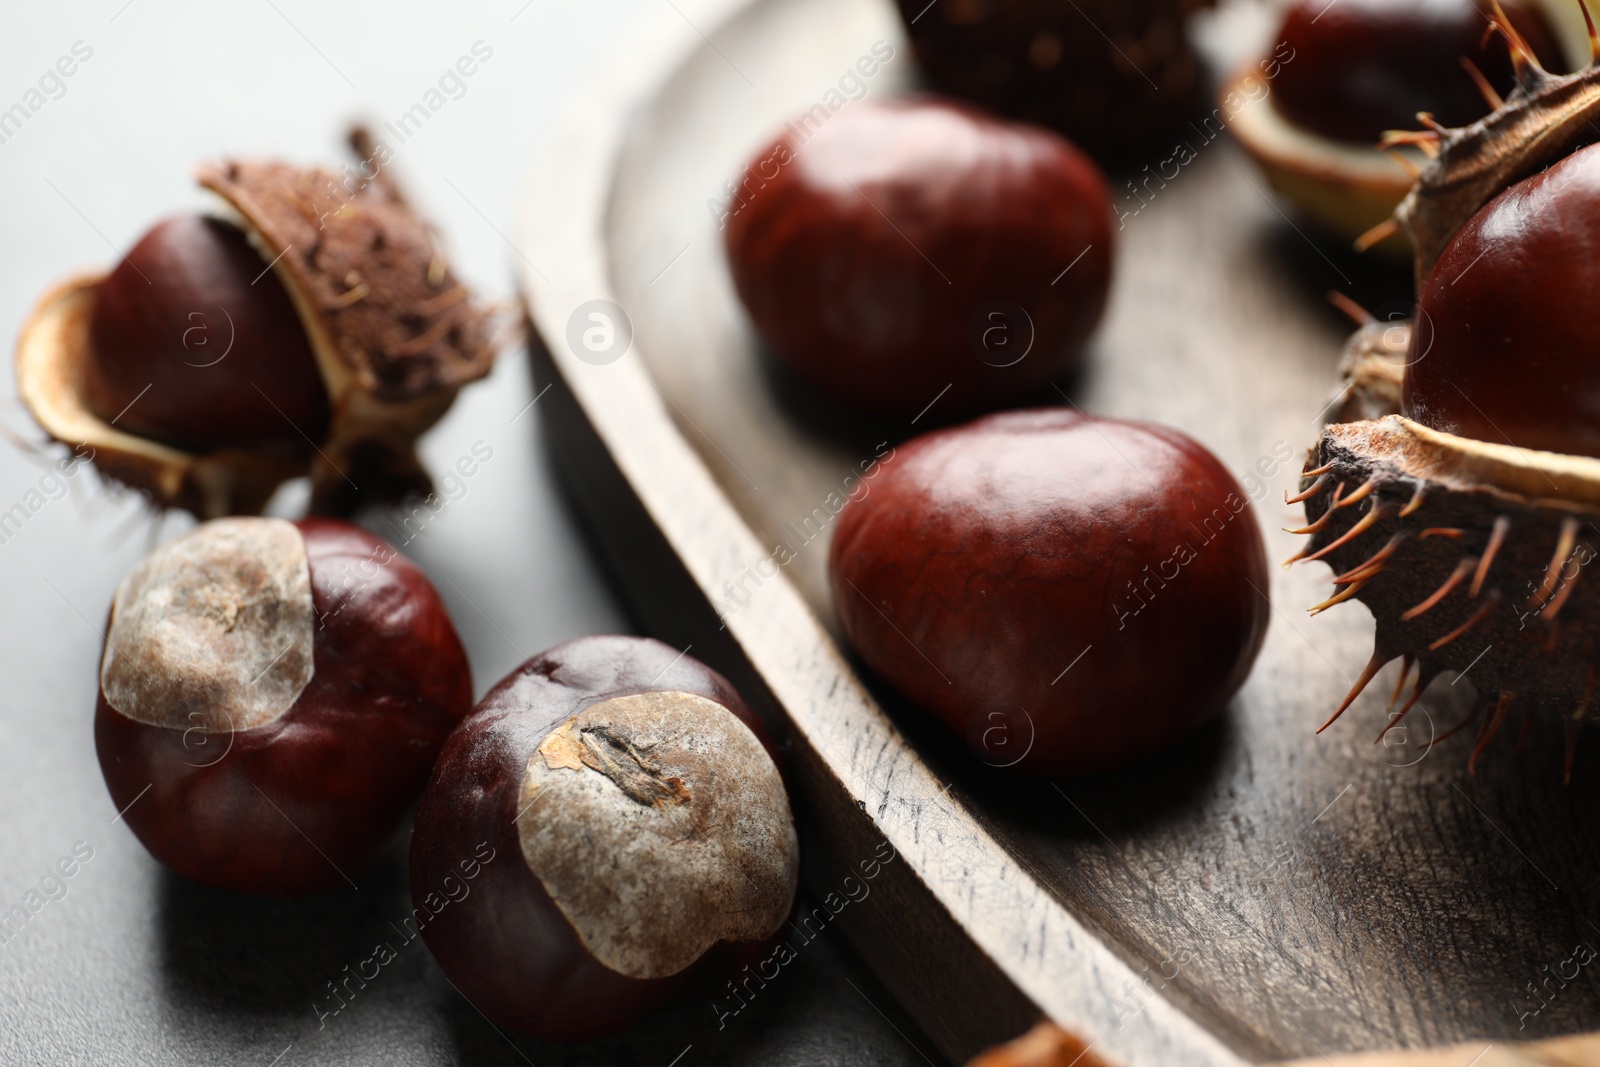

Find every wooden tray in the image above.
[516,0,1600,1062]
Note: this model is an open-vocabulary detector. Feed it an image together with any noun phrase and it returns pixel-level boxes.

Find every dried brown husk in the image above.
[1296,4,1600,776]
[14,132,499,518]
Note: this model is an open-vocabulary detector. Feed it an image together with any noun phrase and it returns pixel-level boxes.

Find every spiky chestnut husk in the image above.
[1227,0,1586,258]
[1295,416,1600,777]
[14,130,500,519]
[894,0,1216,160]
[1297,2,1600,777]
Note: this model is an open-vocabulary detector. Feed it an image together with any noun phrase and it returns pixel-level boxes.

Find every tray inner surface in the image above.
[602,0,1600,1057]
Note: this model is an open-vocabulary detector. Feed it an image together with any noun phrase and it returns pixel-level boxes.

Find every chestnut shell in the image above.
[724,97,1113,419]
[830,408,1269,776]
[96,518,472,896]
[409,635,787,1041]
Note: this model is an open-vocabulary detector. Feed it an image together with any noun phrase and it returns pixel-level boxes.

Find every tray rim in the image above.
[512,0,1249,1064]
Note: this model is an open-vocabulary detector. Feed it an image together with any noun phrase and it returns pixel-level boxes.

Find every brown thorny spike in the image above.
[1295,2,1600,778]
[1392,0,1600,289]
[1293,417,1600,775]
[1460,56,1507,111]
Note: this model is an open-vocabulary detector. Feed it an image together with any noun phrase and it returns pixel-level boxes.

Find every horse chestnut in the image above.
[409,636,799,1041]
[1272,0,1564,145]
[1403,141,1600,458]
[1295,25,1600,775]
[84,215,330,454]
[96,516,471,896]
[15,134,499,518]
[724,98,1113,418]
[830,409,1269,776]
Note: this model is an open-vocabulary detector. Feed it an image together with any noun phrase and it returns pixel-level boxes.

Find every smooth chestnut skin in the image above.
[410,636,785,1042]
[96,519,471,896]
[1272,0,1563,145]
[724,98,1114,418]
[829,409,1270,776]
[85,214,331,452]
[1404,143,1600,458]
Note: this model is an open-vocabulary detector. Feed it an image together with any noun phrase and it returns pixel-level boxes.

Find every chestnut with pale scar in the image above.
[411,635,799,1041]
[519,691,796,981]
[100,517,313,734]
[95,516,472,896]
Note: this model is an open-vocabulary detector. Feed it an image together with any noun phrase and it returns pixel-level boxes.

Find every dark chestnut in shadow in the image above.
[829,408,1269,777]
[409,635,799,1042]
[1271,0,1565,146]
[96,517,472,896]
[724,97,1113,419]
[893,0,1216,161]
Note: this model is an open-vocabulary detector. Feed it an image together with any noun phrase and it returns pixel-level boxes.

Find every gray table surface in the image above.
[0,2,944,1063]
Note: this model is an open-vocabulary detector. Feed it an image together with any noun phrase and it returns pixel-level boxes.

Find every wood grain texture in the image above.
[520,0,1600,1062]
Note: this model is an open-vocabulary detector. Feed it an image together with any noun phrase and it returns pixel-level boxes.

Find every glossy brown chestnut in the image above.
[85,215,331,453]
[95,516,471,896]
[829,408,1269,776]
[409,636,799,1041]
[1403,142,1600,457]
[724,98,1114,419]
[1271,0,1563,145]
